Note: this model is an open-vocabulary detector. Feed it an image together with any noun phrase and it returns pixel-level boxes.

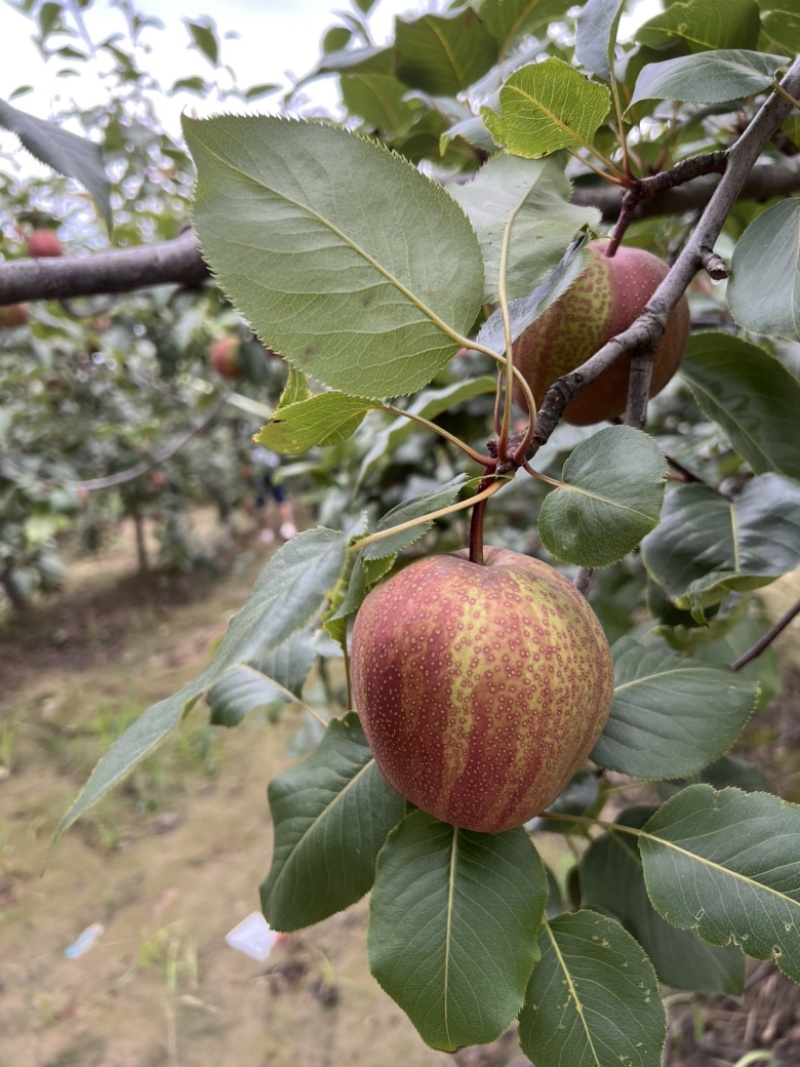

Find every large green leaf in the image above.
[581,808,745,993]
[369,811,546,1051]
[538,426,667,567]
[640,786,800,982]
[635,0,762,52]
[448,155,600,304]
[518,911,666,1067]
[575,0,627,81]
[592,634,758,779]
[631,49,789,104]
[183,115,484,400]
[641,474,800,610]
[57,528,348,838]
[256,392,379,455]
[393,9,498,96]
[481,58,611,159]
[680,333,800,479]
[207,628,317,727]
[728,199,800,342]
[357,376,497,486]
[261,713,403,931]
[479,0,571,51]
[0,97,112,230]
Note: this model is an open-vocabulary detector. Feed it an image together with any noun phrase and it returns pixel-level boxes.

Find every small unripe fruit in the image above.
[513,241,690,425]
[0,303,29,327]
[149,470,168,492]
[350,547,614,833]
[26,229,63,258]
[210,335,241,378]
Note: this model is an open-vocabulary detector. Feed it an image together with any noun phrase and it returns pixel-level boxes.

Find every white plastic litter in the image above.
[64,922,104,959]
[224,911,279,961]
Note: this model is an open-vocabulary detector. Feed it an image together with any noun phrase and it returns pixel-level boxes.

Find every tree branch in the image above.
[0,158,799,308]
[0,229,209,305]
[731,598,800,671]
[75,392,228,491]
[497,57,800,474]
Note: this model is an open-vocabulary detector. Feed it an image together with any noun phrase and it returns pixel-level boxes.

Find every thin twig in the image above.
[74,393,228,491]
[731,598,800,671]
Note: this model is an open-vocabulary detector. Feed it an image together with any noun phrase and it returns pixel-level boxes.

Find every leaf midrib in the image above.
[544,918,603,1067]
[268,757,375,899]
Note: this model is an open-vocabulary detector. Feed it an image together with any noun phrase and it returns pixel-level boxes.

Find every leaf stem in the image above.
[351,478,508,552]
[380,403,497,468]
[772,82,800,111]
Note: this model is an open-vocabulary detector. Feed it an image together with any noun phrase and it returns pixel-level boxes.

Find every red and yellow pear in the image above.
[0,303,29,327]
[513,241,690,425]
[26,229,63,258]
[209,334,241,378]
[350,547,614,833]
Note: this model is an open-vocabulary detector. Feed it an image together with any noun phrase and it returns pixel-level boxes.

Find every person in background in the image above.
[250,443,297,544]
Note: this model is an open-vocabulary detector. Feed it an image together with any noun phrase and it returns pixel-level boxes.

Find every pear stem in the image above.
[468,470,495,565]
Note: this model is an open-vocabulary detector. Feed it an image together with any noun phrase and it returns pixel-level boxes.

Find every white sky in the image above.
[0,0,425,136]
[0,0,662,162]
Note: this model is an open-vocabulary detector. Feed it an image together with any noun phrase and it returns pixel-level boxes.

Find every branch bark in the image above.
[0,155,799,308]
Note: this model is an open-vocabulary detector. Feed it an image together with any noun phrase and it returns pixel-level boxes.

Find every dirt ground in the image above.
[1,514,799,1067]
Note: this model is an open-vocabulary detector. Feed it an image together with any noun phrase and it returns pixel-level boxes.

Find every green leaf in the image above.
[361,474,471,561]
[476,234,591,356]
[728,199,800,342]
[691,616,780,714]
[357,376,497,486]
[680,332,800,479]
[183,116,484,400]
[448,155,601,304]
[57,528,348,838]
[280,365,311,407]
[185,19,219,66]
[369,811,546,1051]
[538,426,667,568]
[519,911,666,1067]
[631,49,789,104]
[393,9,499,96]
[761,7,800,53]
[575,0,627,81]
[635,0,762,52]
[581,808,745,993]
[481,58,611,159]
[257,393,379,455]
[479,0,572,50]
[591,635,758,779]
[641,474,800,610]
[0,98,112,230]
[243,83,281,102]
[322,26,352,53]
[207,628,317,727]
[640,786,800,982]
[339,73,416,134]
[261,713,403,931]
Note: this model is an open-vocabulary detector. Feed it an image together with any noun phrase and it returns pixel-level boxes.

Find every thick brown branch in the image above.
[0,157,799,307]
[0,229,209,305]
